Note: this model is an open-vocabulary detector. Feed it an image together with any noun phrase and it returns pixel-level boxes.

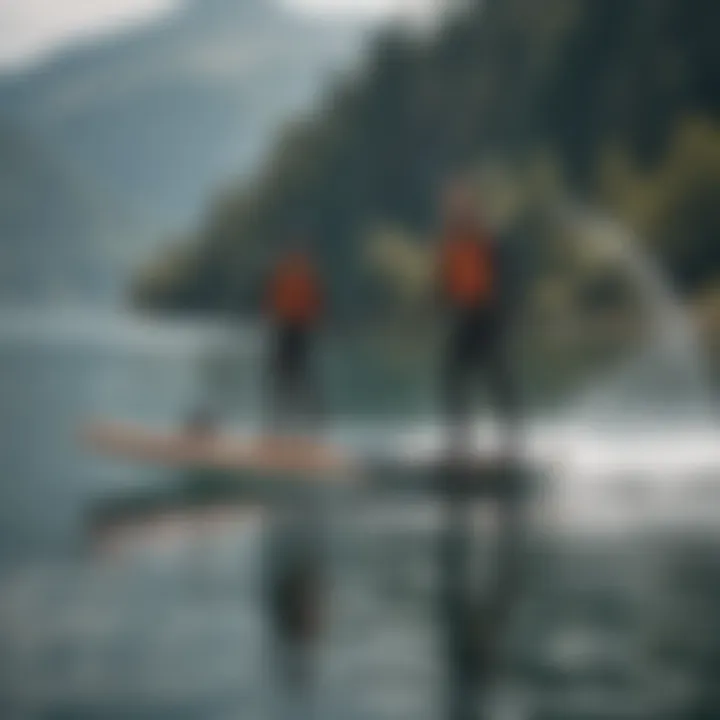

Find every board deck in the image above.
[83,421,534,554]
[83,422,353,475]
[83,421,533,498]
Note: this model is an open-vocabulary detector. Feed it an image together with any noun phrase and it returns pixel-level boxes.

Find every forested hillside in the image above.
[135,0,720,333]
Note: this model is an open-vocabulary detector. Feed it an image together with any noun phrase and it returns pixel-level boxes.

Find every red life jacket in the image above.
[440,224,496,309]
[267,255,323,327]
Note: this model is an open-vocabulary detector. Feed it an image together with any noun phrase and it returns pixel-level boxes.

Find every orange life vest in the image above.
[440,226,496,309]
[268,255,322,327]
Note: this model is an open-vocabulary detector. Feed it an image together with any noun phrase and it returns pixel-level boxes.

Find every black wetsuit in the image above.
[442,306,516,429]
[269,323,322,428]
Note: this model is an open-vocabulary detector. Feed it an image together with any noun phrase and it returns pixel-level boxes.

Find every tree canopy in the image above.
[134,0,720,324]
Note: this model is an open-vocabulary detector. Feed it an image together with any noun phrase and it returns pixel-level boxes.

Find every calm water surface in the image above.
[0,310,718,719]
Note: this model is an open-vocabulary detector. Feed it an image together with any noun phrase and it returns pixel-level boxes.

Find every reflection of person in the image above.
[265,241,324,428]
[437,179,518,450]
[267,546,324,689]
[264,508,327,716]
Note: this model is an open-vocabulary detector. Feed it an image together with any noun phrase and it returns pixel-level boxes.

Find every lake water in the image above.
[0,309,718,719]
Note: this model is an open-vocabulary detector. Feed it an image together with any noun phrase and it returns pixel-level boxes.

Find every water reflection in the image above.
[0,310,718,718]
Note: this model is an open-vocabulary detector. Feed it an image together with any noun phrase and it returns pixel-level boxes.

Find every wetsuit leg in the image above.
[442,311,480,458]
[297,331,324,425]
[268,328,288,430]
[484,331,520,456]
[439,494,480,720]
[268,326,309,429]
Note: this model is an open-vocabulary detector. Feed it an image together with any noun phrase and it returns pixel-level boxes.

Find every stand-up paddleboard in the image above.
[83,420,534,550]
[83,421,353,476]
[83,420,531,493]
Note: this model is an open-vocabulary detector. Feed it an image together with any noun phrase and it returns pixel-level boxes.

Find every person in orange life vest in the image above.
[437,179,518,437]
[265,240,325,425]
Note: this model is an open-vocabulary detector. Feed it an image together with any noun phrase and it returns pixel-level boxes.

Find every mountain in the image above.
[0,0,363,301]
[133,0,720,322]
[0,118,118,302]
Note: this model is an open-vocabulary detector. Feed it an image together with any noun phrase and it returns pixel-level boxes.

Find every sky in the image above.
[0,0,441,71]
[0,0,179,70]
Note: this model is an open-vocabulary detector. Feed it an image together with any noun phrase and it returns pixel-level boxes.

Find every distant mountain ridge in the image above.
[0,0,362,301]
[0,117,118,302]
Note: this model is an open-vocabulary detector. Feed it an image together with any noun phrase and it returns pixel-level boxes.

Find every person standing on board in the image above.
[435,177,523,720]
[265,239,325,429]
[437,178,518,452]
